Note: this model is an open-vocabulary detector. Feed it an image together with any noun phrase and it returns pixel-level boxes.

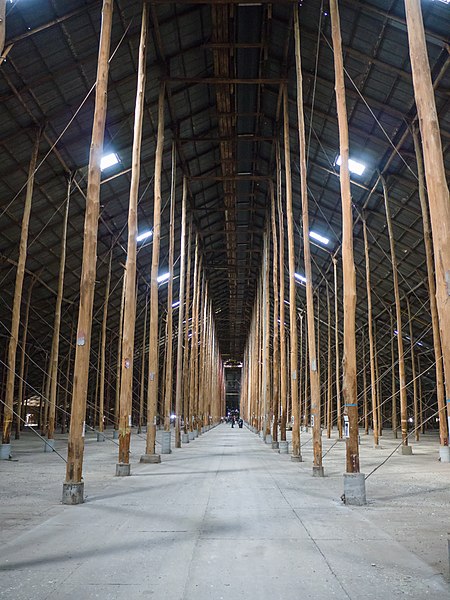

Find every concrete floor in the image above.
[0,423,449,599]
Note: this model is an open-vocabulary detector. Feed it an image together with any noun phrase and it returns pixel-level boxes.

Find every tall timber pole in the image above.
[330,0,365,503]
[283,85,301,462]
[117,2,148,476]
[62,0,113,504]
[162,142,176,454]
[141,82,165,464]
[1,130,40,461]
[47,182,71,451]
[332,256,343,439]
[294,6,321,474]
[404,0,450,461]
[270,183,280,448]
[98,252,112,440]
[175,179,187,448]
[381,176,410,455]
[411,124,447,459]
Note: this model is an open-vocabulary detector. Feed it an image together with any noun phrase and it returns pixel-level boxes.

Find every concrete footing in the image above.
[400,444,413,455]
[44,439,55,452]
[181,433,190,444]
[265,434,272,445]
[97,432,106,442]
[343,472,366,506]
[194,429,199,439]
[272,441,279,450]
[116,462,131,477]
[140,453,161,464]
[188,431,195,441]
[312,465,325,477]
[62,482,84,505]
[0,443,11,460]
[161,431,172,454]
[439,446,450,462]
[291,454,303,462]
[113,430,119,440]
[278,441,289,454]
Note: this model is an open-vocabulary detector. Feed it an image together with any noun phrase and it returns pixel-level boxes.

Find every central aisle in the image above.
[0,424,447,599]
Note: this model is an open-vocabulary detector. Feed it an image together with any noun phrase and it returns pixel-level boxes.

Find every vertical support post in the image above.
[117,2,148,476]
[332,257,342,439]
[390,308,397,438]
[282,86,301,461]
[362,219,379,447]
[327,286,332,439]
[141,82,165,463]
[114,272,126,436]
[411,125,447,456]
[174,179,187,448]
[138,294,148,434]
[47,182,71,450]
[271,183,280,448]
[330,0,365,502]
[98,252,112,438]
[62,0,113,503]
[182,221,192,437]
[277,142,287,443]
[404,0,450,456]
[381,176,411,455]
[406,297,419,442]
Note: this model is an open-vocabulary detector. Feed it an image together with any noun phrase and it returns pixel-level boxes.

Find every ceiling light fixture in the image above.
[136,230,152,242]
[100,152,119,171]
[336,155,366,176]
[157,272,170,284]
[309,231,329,245]
[294,272,306,284]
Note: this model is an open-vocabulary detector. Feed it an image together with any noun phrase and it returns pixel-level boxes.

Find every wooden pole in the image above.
[115,273,125,434]
[262,230,271,440]
[15,274,37,439]
[182,221,192,435]
[293,6,319,469]
[381,176,410,453]
[142,81,165,462]
[175,179,187,447]
[330,0,362,489]
[406,297,419,442]
[362,330,369,435]
[117,2,148,472]
[98,252,112,436]
[283,86,301,461]
[163,142,176,442]
[362,218,379,447]
[327,286,332,438]
[63,0,113,502]
[47,182,71,447]
[390,308,397,438]
[61,317,75,434]
[138,294,148,434]
[411,124,447,449]
[332,257,342,439]
[404,0,450,456]
[2,130,40,455]
[270,183,280,446]
[277,141,287,442]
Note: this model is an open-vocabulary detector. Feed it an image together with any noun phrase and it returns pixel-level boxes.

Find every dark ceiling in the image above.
[0,0,449,402]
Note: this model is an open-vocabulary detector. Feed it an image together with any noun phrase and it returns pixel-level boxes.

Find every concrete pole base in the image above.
[161,431,172,454]
[44,439,55,452]
[439,446,450,462]
[115,463,131,477]
[272,441,279,450]
[181,433,190,444]
[113,430,119,440]
[312,465,325,477]
[400,445,413,455]
[278,441,289,454]
[97,432,106,442]
[188,431,195,441]
[265,434,272,445]
[140,453,161,464]
[0,443,11,460]
[62,482,84,505]
[291,455,303,462]
[194,429,199,439]
[343,472,366,506]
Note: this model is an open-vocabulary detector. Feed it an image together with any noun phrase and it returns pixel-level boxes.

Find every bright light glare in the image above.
[336,155,365,176]
[294,273,306,284]
[136,230,152,242]
[310,231,329,245]
[172,300,180,309]
[100,153,119,170]
[157,272,170,284]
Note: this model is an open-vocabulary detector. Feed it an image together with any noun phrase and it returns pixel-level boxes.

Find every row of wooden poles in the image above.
[0,1,226,504]
[1,0,449,504]
[239,0,450,498]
